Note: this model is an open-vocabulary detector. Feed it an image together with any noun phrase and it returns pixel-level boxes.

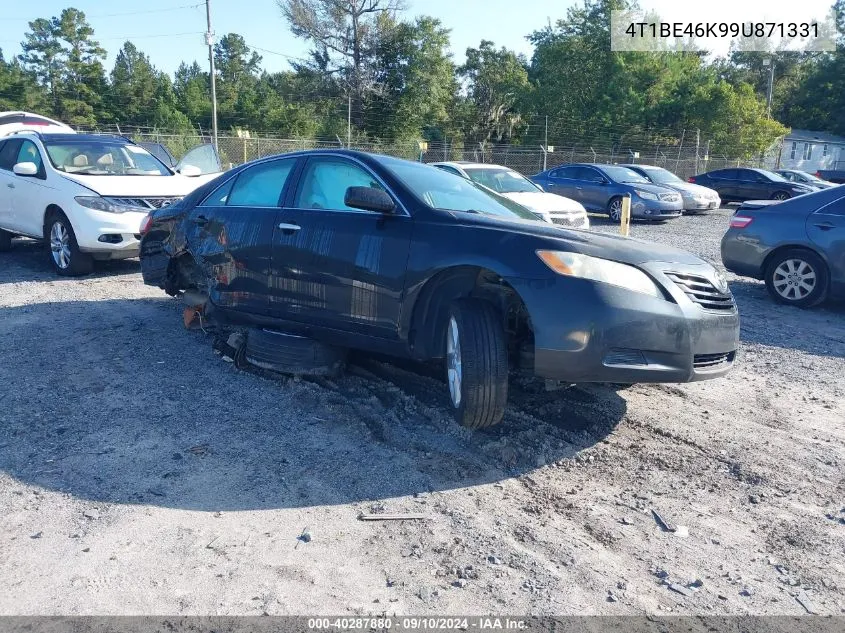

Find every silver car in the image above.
[622,164,721,213]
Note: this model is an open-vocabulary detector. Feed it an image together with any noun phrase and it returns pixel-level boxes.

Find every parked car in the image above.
[530,163,683,221]
[775,169,838,189]
[690,167,817,202]
[721,187,845,307]
[0,132,221,275]
[140,150,739,429]
[0,111,74,137]
[814,168,845,184]
[431,161,589,229]
[620,164,721,212]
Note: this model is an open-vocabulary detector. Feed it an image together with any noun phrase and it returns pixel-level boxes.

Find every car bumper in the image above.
[631,199,683,219]
[682,198,721,211]
[67,206,148,257]
[509,268,739,384]
[720,230,767,279]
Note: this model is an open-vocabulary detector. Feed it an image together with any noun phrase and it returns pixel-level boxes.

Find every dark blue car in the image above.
[531,163,684,221]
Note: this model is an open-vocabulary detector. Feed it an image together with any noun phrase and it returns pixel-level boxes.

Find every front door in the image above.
[269,156,412,338]
[0,139,22,230]
[577,166,610,210]
[806,195,845,290]
[185,156,298,314]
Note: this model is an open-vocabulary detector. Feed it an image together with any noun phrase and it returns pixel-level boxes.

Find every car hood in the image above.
[61,173,219,196]
[499,191,585,213]
[457,212,708,267]
[657,181,718,196]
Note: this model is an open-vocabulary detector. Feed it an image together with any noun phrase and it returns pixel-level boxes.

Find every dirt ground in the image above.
[0,209,843,616]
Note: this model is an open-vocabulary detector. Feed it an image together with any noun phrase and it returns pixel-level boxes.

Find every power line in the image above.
[0,4,204,21]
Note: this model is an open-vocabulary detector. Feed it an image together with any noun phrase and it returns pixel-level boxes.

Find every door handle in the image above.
[575,186,583,190]
[814,222,836,231]
[193,215,209,226]
[278,222,301,232]
[6,183,13,189]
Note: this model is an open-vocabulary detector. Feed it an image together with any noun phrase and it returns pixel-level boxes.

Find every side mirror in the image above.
[178,164,202,177]
[344,186,395,213]
[13,162,38,177]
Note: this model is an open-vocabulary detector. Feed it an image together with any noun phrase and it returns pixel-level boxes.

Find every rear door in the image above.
[269,155,413,338]
[543,166,583,201]
[9,139,51,235]
[185,156,298,314]
[806,195,845,289]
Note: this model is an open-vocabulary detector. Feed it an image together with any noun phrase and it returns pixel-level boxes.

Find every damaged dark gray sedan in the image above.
[140,150,739,429]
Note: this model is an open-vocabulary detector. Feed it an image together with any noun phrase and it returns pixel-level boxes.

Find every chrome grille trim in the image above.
[665,272,735,311]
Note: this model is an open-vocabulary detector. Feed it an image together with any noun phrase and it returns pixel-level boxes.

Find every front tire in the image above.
[607,197,623,222]
[45,210,93,276]
[444,299,509,429]
[764,249,828,308]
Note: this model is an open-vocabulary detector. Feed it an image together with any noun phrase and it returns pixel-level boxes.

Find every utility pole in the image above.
[205,0,218,153]
[543,115,548,171]
[694,128,700,176]
[763,56,775,118]
[347,95,352,148]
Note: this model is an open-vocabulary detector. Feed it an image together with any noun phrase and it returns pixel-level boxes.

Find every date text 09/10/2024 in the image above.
[307,617,528,631]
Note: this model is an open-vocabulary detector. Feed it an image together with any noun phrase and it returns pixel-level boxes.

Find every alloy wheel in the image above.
[773,192,790,201]
[772,258,816,301]
[609,199,622,222]
[50,221,71,270]
[446,316,462,407]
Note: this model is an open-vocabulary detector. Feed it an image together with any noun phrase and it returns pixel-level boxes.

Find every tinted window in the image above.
[295,158,385,211]
[601,165,650,183]
[0,139,22,171]
[550,166,578,179]
[227,158,295,207]
[711,169,737,180]
[16,140,43,172]
[201,178,236,206]
[578,167,607,182]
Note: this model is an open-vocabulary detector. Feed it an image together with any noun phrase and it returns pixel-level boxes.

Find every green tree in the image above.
[109,42,159,125]
[0,49,46,111]
[458,40,531,145]
[174,61,211,129]
[19,18,64,115]
[214,33,263,128]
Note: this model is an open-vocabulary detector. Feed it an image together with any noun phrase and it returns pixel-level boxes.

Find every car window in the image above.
[815,196,845,216]
[226,158,296,207]
[0,139,22,171]
[578,167,606,183]
[16,140,43,172]
[780,172,794,181]
[551,166,578,179]
[201,177,236,207]
[712,169,737,180]
[295,158,385,211]
[44,139,170,176]
[600,165,649,183]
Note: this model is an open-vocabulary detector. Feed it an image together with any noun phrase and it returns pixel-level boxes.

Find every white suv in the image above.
[0,132,220,275]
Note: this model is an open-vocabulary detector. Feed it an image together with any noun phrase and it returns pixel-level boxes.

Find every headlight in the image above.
[74,196,147,214]
[635,190,658,201]
[536,251,662,298]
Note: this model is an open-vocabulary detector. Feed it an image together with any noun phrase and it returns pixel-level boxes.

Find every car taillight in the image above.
[688,176,696,183]
[140,213,154,236]
[730,215,753,229]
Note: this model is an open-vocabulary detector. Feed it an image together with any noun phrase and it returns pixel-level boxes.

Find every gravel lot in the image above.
[1,209,843,616]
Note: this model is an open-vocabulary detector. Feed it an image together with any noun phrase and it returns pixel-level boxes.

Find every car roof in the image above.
[40,133,128,143]
[433,161,509,170]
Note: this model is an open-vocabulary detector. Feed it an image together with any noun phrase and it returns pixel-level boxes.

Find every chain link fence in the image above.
[78,124,787,179]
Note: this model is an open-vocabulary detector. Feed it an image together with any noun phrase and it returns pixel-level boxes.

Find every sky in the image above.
[0,0,558,77]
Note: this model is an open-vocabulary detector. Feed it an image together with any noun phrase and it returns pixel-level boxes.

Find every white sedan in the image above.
[432,161,589,229]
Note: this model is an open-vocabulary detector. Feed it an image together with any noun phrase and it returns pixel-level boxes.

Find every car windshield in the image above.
[383,159,538,220]
[640,167,683,184]
[464,167,539,193]
[44,140,171,176]
[601,165,650,184]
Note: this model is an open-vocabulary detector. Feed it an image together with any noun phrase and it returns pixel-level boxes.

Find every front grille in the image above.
[106,196,183,210]
[658,192,681,202]
[694,351,735,370]
[551,215,587,228]
[665,272,735,311]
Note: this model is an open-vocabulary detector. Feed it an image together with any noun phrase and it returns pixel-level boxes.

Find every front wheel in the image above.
[772,191,791,201]
[445,299,509,429]
[607,197,623,222]
[45,211,93,276]
[764,249,828,308]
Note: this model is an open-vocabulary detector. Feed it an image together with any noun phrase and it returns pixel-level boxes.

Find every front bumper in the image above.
[631,198,683,219]
[509,264,739,384]
[67,206,148,257]
[682,197,721,211]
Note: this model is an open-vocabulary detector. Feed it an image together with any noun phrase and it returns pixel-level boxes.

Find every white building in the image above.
[777,129,845,173]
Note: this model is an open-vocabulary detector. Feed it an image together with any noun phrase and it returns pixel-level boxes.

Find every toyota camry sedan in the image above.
[140,150,739,429]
